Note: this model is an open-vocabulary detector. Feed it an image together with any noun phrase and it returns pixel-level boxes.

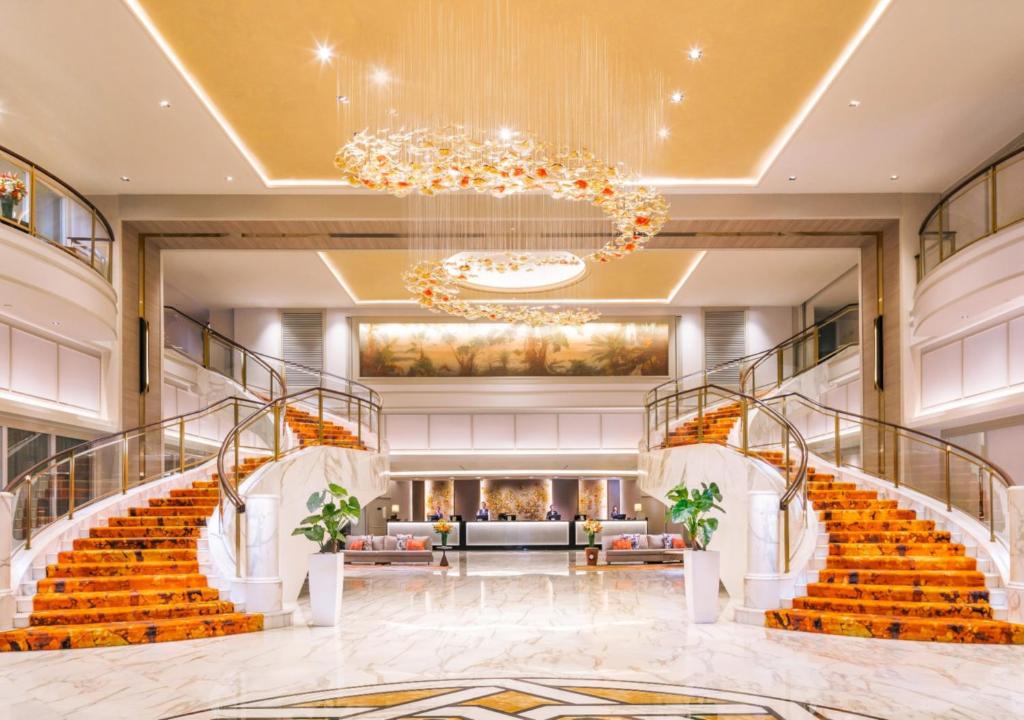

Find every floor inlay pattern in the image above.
[166,678,887,720]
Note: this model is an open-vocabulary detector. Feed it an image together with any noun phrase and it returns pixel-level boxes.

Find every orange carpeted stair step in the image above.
[828,542,966,557]
[36,573,210,594]
[29,600,237,626]
[793,596,993,619]
[766,608,1024,643]
[825,555,977,571]
[108,515,207,527]
[46,560,200,578]
[805,582,989,604]
[32,587,220,611]
[0,613,263,651]
[92,524,204,537]
[57,548,197,563]
[75,537,198,550]
[817,568,985,587]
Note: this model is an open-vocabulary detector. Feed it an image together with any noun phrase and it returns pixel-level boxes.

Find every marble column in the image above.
[244,494,283,614]
[1006,486,1024,623]
[0,492,14,630]
[743,489,781,610]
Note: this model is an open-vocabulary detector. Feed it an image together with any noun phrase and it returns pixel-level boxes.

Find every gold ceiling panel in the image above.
[132,0,882,183]
[319,249,704,303]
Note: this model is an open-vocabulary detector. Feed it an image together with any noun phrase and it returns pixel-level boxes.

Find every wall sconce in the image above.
[633,502,644,519]
[390,504,400,520]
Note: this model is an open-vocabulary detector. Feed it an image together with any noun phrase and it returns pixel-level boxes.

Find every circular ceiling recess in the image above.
[443,251,586,294]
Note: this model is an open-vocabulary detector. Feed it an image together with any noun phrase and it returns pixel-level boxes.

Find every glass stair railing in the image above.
[0,144,115,282]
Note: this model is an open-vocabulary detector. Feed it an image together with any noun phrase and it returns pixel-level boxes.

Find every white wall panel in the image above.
[10,328,58,401]
[162,381,177,418]
[558,414,602,449]
[428,414,472,449]
[600,413,642,449]
[921,341,963,408]
[385,414,430,450]
[57,346,100,411]
[177,389,200,416]
[962,325,1007,397]
[0,322,9,389]
[1009,316,1024,386]
[515,414,557,449]
[471,414,515,449]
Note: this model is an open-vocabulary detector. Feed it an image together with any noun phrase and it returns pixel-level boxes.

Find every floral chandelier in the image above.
[334,126,669,325]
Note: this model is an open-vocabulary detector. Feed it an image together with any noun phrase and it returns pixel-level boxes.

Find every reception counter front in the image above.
[387,519,648,550]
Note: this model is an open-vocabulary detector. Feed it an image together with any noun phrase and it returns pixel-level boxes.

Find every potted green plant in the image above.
[581,518,603,565]
[667,481,724,623]
[292,482,361,626]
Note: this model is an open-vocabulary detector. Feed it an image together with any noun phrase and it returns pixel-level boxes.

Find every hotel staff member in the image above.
[546,504,561,520]
[428,505,444,521]
[610,505,626,520]
[476,502,490,521]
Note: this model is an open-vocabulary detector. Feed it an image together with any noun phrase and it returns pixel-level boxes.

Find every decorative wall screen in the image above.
[704,309,746,388]
[282,311,323,389]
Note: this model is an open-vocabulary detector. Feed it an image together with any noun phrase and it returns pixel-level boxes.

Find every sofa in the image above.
[344,534,435,564]
[600,533,686,564]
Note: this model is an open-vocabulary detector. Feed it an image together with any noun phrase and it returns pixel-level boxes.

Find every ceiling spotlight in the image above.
[371,68,390,85]
[848,99,861,108]
[336,95,350,104]
[657,127,670,139]
[51,321,61,327]
[687,47,703,61]
[498,127,515,141]
[314,42,334,64]
[787,175,797,181]
[225,175,234,182]
[889,174,899,181]
[120,176,131,182]
[669,90,685,104]
[158,99,171,109]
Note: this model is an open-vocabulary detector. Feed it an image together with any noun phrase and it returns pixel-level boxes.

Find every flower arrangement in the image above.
[0,172,27,219]
[336,126,668,326]
[581,518,604,547]
[433,518,453,546]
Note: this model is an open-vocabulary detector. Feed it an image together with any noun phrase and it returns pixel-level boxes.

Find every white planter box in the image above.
[308,551,344,626]
[684,548,720,623]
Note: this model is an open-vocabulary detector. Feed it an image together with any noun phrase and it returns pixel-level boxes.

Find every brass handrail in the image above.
[9,396,263,549]
[763,392,1016,543]
[215,385,384,515]
[644,303,859,406]
[164,306,288,400]
[643,383,809,571]
[0,143,116,282]
[918,143,1024,281]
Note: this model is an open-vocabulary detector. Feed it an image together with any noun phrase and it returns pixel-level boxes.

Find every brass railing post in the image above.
[943,445,952,511]
[777,348,783,388]
[988,471,996,542]
[25,481,34,550]
[235,507,243,578]
[892,428,900,488]
[783,508,791,573]
[273,403,281,460]
[242,353,248,391]
[834,413,842,467]
[68,452,76,520]
[232,399,240,481]
[121,436,129,494]
[740,397,749,456]
[697,389,704,443]
[318,388,324,445]
[812,325,820,365]
[179,417,186,474]
[357,400,363,445]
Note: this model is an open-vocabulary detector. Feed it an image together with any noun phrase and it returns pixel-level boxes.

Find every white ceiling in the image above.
[163,248,859,312]
[4,0,1024,196]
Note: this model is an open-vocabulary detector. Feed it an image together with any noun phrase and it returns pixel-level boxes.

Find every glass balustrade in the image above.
[918,145,1024,281]
[0,145,114,282]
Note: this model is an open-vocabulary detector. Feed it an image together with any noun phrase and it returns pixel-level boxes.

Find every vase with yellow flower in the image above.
[433,518,454,567]
[581,518,603,565]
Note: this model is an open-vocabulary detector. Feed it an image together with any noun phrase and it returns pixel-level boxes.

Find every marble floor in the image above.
[1,551,1021,720]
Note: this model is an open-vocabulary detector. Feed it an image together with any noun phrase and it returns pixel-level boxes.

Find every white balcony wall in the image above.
[0,320,101,414]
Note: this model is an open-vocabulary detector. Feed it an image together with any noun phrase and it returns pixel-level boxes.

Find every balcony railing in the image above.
[0,144,115,282]
[918,144,1024,281]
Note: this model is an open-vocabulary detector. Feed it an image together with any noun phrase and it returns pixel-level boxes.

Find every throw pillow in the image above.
[612,538,632,550]
[671,536,685,549]
[407,539,426,551]
[395,534,413,550]
[348,539,367,551]
[623,533,643,549]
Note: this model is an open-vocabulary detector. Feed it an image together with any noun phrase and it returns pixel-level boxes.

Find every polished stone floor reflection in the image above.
[0,551,1021,720]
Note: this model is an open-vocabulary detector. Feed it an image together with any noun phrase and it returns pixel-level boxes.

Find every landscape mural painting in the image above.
[358,321,670,378]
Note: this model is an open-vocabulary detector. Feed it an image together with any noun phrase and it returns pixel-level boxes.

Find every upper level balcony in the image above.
[0,144,114,283]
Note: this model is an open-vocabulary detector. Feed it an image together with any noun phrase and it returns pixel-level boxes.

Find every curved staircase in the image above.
[662,403,741,448]
[765,473,1024,644]
[0,468,266,651]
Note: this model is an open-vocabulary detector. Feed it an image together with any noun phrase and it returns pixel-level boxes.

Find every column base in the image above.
[743,572,782,610]
[0,590,14,631]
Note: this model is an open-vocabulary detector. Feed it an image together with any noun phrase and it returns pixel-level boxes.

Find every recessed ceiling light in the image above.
[498,127,514,141]
[371,68,390,85]
[687,47,703,61]
[336,95,349,104]
[669,91,685,104]
[848,99,861,107]
[889,174,899,181]
[120,176,131,182]
[657,127,670,139]
[314,42,334,64]
[787,175,797,181]
[225,175,234,182]
[51,321,61,326]
[158,99,171,109]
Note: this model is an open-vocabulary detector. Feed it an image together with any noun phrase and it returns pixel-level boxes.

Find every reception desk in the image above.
[386,519,647,550]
